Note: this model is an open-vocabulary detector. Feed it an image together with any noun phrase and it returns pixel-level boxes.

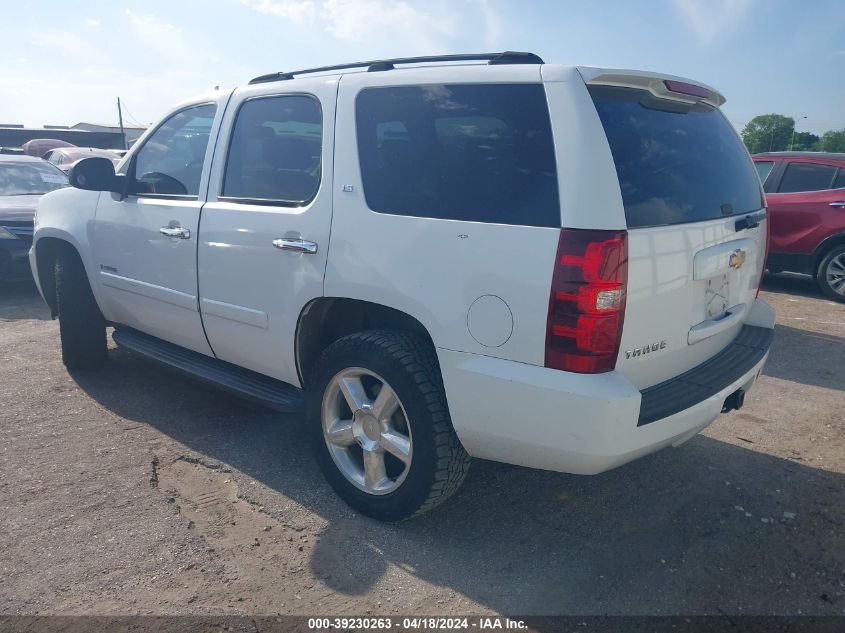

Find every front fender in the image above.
[31,188,102,305]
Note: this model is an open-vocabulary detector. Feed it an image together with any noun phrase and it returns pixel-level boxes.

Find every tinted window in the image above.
[356,84,559,227]
[755,161,775,185]
[778,162,837,193]
[589,85,762,228]
[132,104,216,197]
[222,95,322,204]
[833,169,845,190]
[0,161,68,195]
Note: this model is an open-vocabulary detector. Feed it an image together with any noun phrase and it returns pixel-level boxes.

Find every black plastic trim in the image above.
[112,327,304,413]
[248,51,543,84]
[637,325,774,426]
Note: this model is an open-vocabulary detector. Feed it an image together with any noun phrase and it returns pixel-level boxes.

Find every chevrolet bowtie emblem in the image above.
[729,249,747,270]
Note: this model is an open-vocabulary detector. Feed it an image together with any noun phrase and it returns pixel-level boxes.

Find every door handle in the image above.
[829,202,845,208]
[159,226,191,239]
[273,238,318,254]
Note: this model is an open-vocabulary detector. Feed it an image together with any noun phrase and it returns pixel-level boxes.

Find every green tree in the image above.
[791,131,819,151]
[741,114,794,154]
[818,129,845,152]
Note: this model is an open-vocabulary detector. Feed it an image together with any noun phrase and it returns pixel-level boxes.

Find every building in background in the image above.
[0,122,146,153]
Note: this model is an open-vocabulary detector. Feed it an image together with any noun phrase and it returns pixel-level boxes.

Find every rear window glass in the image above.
[833,169,845,190]
[222,95,322,204]
[588,85,763,228]
[755,161,775,185]
[777,162,837,193]
[356,84,559,227]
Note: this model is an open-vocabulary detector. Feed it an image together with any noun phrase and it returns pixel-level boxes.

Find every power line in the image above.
[118,100,147,128]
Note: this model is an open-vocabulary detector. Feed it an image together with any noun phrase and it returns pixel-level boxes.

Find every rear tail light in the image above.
[545,229,628,373]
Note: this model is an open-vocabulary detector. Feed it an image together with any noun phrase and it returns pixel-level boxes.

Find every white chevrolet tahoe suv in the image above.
[30,52,775,521]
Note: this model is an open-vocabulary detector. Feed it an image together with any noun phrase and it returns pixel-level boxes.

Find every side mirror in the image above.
[68,157,119,192]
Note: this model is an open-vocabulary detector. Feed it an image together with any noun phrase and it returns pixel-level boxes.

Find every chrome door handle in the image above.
[159,226,191,239]
[829,201,845,208]
[273,238,318,254]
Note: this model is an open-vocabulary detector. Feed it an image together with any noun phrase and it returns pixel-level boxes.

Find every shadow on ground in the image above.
[762,325,845,392]
[762,272,829,301]
[70,341,845,616]
[0,280,50,321]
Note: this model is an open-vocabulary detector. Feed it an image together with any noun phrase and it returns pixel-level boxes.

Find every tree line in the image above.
[741,114,845,154]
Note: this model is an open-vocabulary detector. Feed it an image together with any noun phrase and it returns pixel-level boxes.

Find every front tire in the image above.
[307,330,470,521]
[54,251,107,369]
[816,245,845,303]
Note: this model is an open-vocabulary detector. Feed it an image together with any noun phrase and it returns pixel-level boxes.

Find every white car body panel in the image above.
[198,77,339,386]
[326,65,561,365]
[89,90,232,355]
[30,61,775,477]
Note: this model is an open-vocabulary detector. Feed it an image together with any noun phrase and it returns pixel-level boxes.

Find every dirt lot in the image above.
[0,274,843,616]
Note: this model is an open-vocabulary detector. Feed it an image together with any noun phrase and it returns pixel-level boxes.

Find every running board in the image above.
[112,327,304,413]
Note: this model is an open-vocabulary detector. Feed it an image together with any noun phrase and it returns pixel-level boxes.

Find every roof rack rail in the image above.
[248,51,544,85]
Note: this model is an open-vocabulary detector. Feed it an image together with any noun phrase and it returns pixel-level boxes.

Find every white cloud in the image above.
[125,9,193,60]
[29,28,109,62]
[475,0,503,49]
[240,0,317,24]
[672,0,752,43]
[84,18,101,27]
[241,0,458,52]
[321,0,456,48]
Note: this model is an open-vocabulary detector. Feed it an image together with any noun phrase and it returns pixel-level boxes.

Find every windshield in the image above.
[0,161,69,196]
[588,85,763,228]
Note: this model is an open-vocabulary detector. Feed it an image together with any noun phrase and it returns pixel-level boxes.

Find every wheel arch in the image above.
[33,236,84,318]
[295,297,437,387]
[812,232,845,272]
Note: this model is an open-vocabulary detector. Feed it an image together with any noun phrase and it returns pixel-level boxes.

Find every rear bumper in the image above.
[438,299,775,475]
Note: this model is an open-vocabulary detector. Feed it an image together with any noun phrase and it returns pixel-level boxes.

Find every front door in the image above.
[197,79,338,385]
[91,98,227,355]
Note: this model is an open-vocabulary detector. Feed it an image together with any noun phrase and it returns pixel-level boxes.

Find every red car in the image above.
[753,152,845,301]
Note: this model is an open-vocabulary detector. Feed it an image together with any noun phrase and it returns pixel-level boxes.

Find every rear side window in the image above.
[755,161,775,185]
[222,95,322,204]
[777,162,837,193]
[589,85,762,228]
[356,84,559,227]
[833,169,845,190]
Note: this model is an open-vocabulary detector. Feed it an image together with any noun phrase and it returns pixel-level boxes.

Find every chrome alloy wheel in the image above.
[825,253,845,296]
[321,367,413,495]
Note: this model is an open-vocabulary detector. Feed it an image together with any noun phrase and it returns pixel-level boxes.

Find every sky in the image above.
[2,0,844,136]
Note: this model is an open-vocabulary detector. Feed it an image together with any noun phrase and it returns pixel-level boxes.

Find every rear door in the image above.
[197,78,337,385]
[764,159,845,255]
[581,74,767,389]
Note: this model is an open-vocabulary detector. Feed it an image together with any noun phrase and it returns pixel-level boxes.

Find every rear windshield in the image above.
[588,85,763,228]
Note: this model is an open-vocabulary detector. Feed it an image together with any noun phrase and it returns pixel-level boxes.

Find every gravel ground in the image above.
[0,274,843,616]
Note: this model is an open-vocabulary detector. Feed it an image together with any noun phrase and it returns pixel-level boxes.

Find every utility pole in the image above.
[790,116,807,151]
[117,97,127,150]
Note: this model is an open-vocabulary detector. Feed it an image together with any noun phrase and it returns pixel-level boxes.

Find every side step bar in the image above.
[112,327,304,413]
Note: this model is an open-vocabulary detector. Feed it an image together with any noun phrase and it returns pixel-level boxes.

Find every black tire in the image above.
[816,244,845,303]
[307,329,470,521]
[54,250,107,369]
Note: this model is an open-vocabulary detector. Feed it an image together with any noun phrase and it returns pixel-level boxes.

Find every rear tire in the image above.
[816,245,845,303]
[307,329,470,521]
[54,251,107,369]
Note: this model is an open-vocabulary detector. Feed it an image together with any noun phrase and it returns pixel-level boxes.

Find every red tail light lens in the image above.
[545,229,628,373]
[663,79,711,99]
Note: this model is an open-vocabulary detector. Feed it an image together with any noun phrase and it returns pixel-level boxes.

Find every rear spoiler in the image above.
[577,67,726,108]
